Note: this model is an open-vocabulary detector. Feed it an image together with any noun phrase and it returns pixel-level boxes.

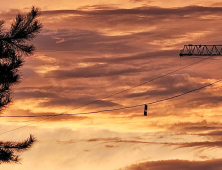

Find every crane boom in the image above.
[179,44,222,57]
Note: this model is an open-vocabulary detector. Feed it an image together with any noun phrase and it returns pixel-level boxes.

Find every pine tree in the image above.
[0,7,42,164]
[0,135,36,163]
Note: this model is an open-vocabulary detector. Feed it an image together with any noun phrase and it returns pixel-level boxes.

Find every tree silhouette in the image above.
[0,7,42,164]
[0,135,36,163]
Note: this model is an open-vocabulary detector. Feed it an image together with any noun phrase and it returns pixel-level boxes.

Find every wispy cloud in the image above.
[121,159,222,170]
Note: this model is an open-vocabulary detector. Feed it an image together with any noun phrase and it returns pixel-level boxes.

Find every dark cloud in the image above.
[27,5,222,56]
[105,144,115,148]
[44,64,144,78]
[33,29,141,54]
[39,95,121,109]
[54,133,222,161]
[122,73,222,111]
[14,90,58,99]
[3,6,222,20]
[121,159,222,170]
[83,50,179,64]
[15,85,87,92]
[40,6,222,17]
[3,109,88,121]
[197,130,222,141]
[55,136,159,146]
[85,137,154,144]
[178,141,222,149]
[202,130,222,137]
[56,139,76,144]
[60,133,222,150]
[187,95,222,107]
[1,4,222,170]
[125,74,208,98]
[37,6,222,45]
[130,0,153,3]
[168,120,222,132]
[2,5,221,123]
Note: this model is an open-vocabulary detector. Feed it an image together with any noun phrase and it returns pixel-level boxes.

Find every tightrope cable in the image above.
[1,78,221,118]
[65,57,212,111]
[0,56,214,135]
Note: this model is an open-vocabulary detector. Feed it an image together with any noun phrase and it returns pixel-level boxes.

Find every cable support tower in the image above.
[180,44,222,57]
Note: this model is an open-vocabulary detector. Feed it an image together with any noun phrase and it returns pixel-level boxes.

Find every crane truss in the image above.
[179,44,222,57]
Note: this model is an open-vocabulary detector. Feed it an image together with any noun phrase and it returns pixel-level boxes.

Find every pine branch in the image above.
[0,135,36,164]
[0,149,19,164]
[0,6,41,163]
[0,135,36,151]
[1,6,42,55]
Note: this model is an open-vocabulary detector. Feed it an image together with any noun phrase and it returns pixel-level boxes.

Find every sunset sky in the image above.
[1,0,222,169]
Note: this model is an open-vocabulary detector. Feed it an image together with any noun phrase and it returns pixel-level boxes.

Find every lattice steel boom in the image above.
[179,44,222,57]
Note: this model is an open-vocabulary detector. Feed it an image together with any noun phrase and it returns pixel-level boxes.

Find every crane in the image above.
[179,44,222,57]
[143,44,221,117]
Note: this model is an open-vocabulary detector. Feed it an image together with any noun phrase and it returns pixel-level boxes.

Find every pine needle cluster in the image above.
[0,135,36,164]
[0,7,42,164]
[0,6,42,111]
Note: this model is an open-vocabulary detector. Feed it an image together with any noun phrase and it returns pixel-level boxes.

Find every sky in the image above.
[1,0,222,169]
